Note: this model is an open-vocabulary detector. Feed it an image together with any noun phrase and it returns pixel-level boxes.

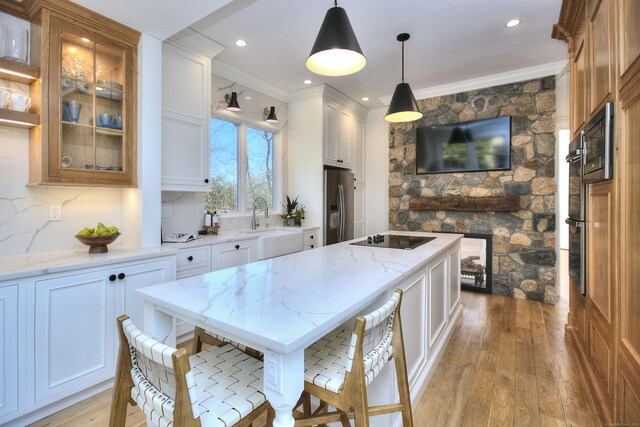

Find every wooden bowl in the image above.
[75,233,120,254]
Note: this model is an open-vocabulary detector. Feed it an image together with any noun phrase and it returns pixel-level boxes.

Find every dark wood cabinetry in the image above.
[554,0,640,423]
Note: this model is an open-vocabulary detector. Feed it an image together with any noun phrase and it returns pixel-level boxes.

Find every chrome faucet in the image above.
[252,197,269,230]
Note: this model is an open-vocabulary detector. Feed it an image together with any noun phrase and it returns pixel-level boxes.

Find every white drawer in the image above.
[177,246,211,270]
[304,242,318,251]
[303,230,318,245]
[177,265,210,279]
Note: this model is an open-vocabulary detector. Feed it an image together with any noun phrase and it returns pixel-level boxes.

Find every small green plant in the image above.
[281,195,305,220]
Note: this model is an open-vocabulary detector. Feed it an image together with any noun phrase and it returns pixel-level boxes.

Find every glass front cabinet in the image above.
[29,6,139,186]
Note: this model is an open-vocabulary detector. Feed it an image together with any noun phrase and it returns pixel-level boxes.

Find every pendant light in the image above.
[306,0,366,76]
[265,106,278,123]
[385,33,423,123]
[225,92,241,111]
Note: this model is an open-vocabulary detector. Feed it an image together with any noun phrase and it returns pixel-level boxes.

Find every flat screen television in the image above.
[416,116,511,174]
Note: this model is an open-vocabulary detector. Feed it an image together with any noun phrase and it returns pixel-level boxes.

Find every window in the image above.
[206,116,276,212]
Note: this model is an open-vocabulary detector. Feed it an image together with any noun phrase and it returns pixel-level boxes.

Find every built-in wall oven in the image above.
[583,102,614,183]
[565,132,586,295]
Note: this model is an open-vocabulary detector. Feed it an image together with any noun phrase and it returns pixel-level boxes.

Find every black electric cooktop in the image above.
[350,234,436,250]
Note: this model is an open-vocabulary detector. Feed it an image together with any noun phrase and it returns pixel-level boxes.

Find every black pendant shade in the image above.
[385,33,423,123]
[226,92,241,111]
[306,4,366,76]
[385,82,422,123]
[265,106,278,123]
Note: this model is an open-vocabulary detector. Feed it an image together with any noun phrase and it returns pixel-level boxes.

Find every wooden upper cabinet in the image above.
[587,0,613,114]
[618,0,640,89]
[572,36,588,134]
[28,1,140,187]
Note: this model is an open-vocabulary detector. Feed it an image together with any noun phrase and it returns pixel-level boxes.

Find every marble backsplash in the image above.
[0,127,123,257]
[161,191,280,235]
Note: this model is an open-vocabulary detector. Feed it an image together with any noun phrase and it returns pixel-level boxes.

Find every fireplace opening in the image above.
[460,233,493,294]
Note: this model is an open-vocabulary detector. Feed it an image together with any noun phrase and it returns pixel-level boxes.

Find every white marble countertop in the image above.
[137,231,462,354]
[0,225,321,282]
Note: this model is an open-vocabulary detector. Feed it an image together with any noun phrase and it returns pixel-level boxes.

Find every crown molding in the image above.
[212,59,289,103]
[166,28,225,58]
[379,60,569,105]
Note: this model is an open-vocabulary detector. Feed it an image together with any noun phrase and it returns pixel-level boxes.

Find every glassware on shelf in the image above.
[2,22,29,63]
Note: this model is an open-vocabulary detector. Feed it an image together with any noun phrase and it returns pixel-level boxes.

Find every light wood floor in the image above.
[30,252,600,427]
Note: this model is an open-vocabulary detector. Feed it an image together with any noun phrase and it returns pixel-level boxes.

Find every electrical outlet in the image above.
[49,205,62,221]
[265,352,282,393]
[161,207,171,217]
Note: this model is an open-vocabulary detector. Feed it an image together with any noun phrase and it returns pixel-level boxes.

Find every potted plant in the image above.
[281,195,305,226]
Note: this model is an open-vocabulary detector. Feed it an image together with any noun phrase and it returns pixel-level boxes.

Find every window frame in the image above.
[210,113,283,214]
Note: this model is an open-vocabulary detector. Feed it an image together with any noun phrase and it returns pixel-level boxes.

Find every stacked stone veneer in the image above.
[388,77,558,303]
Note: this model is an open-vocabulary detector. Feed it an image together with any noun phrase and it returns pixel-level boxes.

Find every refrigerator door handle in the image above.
[337,184,344,242]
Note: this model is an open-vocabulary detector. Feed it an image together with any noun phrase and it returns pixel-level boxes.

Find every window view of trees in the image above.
[206,117,274,212]
[245,126,273,210]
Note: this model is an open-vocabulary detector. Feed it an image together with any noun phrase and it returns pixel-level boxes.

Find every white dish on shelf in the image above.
[95,87,122,101]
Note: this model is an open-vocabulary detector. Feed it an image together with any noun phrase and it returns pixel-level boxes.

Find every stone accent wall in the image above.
[388,77,558,303]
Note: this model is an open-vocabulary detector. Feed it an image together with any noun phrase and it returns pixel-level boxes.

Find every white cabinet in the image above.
[211,240,256,271]
[354,185,365,239]
[448,246,461,316]
[303,228,320,251]
[427,255,449,354]
[324,102,355,168]
[353,116,365,182]
[33,257,174,404]
[0,284,18,419]
[398,270,428,390]
[176,245,212,279]
[161,31,223,191]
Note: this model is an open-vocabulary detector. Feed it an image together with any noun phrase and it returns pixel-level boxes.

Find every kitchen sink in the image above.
[242,228,304,260]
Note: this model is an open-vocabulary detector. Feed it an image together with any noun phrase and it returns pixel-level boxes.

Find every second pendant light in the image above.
[385,33,423,123]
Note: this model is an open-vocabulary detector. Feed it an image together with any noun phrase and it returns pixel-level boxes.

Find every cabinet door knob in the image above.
[204,178,210,183]
[310,245,314,248]
[118,272,126,280]
[235,244,240,249]
[187,256,194,261]
[310,235,314,239]
[109,274,117,282]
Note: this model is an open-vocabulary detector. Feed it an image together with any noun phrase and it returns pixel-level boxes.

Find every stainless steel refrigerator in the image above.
[324,169,354,245]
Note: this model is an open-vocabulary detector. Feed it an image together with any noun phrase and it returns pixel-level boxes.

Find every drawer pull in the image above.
[204,178,210,183]
[235,244,240,249]
[109,274,117,282]
[118,272,126,280]
[187,256,194,261]
[310,235,314,239]
[310,245,314,249]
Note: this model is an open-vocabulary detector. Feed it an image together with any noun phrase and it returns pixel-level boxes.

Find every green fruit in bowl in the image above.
[108,225,119,234]
[76,227,92,237]
[96,222,109,235]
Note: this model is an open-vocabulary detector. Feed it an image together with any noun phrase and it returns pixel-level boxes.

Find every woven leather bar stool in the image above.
[193,326,263,361]
[296,289,413,427]
[110,315,274,427]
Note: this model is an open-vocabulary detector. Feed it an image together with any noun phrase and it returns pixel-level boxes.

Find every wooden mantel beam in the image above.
[409,196,521,212]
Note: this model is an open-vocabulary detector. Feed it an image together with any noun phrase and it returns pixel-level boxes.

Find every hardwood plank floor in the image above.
[30,251,599,427]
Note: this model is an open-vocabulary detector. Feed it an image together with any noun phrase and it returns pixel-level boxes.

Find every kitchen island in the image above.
[137,231,463,427]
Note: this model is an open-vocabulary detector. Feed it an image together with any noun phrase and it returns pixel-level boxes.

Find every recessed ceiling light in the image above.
[304,79,312,85]
[236,39,247,47]
[82,37,91,42]
[505,19,520,28]
[362,97,369,101]
[245,96,252,100]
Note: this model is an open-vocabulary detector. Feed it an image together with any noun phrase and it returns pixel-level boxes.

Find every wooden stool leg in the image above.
[192,326,204,353]
[303,392,311,416]
[351,385,370,427]
[392,306,414,427]
[110,315,135,427]
[267,406,275,426]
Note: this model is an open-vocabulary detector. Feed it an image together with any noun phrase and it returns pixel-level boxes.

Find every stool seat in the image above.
[304,327,394,393]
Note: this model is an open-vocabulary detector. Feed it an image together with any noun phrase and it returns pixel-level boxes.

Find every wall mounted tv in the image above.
[416,116,511,174]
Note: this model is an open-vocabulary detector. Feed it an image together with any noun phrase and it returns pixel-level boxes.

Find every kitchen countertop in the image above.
[0,226,320,282]
[137,231,462,353]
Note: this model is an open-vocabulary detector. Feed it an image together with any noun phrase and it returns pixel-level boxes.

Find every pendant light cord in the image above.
[401,40,405,83]
[334,0,337,6]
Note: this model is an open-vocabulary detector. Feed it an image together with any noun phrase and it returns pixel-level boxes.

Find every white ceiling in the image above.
[72,0,568,109]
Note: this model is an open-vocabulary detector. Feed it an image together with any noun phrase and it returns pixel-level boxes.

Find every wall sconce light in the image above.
[264,106,278,123]
[225,92,241,111]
